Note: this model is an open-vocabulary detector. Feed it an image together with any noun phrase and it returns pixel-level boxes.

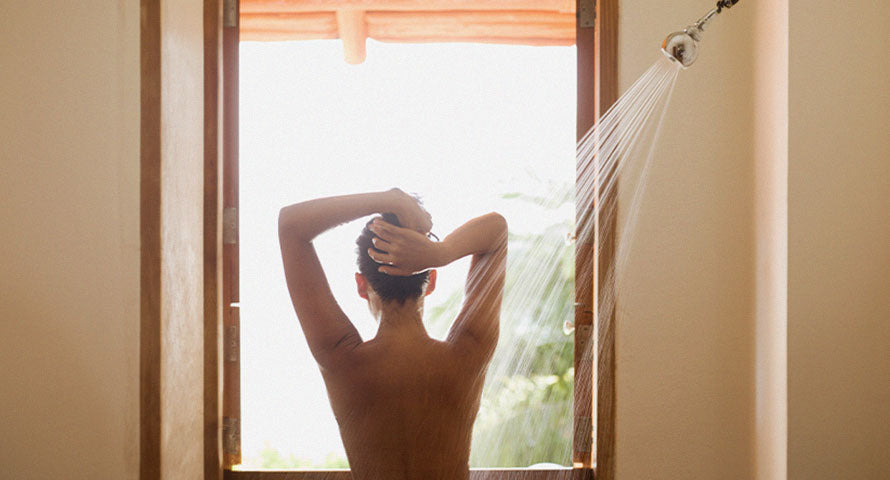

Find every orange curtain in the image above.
[239,0,576,63]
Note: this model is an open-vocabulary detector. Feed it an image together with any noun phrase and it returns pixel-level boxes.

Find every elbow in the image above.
[277,208,289,237]
[487,212,508,244]
[487,211,507,229]
[278,206,306,243]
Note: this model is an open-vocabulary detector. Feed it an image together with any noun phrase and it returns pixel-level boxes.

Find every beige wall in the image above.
[788,1,890,478]
[615,1,756,478]
[3,1,887,479]
[616,1,890,479]
[752,1,788,479]
[0,1,140,479]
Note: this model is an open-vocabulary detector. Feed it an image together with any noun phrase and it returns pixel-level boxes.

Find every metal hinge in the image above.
[576,324,593,361]
[223,207,238,245]
[223,416,241,456]
[574,415,593,453]
[225,322,239,363]
[579,0,596,28]
[223,0,237,28]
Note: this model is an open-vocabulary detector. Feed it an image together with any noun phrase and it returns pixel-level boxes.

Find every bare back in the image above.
[322,333,491,480]
[278,196,507,479]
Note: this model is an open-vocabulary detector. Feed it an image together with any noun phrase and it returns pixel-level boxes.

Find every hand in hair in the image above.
[386,188,432,234]
[367,218,445,276]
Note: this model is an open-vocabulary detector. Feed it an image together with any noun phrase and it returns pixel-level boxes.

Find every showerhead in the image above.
[662,30,700,68]
[661,0,741,68]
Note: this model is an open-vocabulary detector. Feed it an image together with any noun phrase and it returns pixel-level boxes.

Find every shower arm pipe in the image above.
[716,0,741,12]
[689,0,740,39]
[688,8,719,39]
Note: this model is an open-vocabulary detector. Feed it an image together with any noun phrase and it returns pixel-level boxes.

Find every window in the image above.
[216,1,616,479]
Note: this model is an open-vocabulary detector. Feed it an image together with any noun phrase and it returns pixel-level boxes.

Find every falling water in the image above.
[465,56,682,467]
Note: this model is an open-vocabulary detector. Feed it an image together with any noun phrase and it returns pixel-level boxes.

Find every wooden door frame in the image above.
[198,1,620,479]
[220,0,243,470]
[590,1,619,478]
[205,0,226,479]
[203,0,240,477]
[575,0,618,478]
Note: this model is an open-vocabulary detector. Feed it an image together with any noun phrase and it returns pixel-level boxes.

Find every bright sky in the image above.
[239,39,575,467]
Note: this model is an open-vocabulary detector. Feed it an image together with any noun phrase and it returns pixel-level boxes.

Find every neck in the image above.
[375,298,427,338]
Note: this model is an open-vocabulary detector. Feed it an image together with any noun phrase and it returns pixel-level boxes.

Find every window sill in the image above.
[225,467,588,480]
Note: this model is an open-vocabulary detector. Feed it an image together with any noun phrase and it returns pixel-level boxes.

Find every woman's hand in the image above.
[386,188,432,234]
[367,218,448,276]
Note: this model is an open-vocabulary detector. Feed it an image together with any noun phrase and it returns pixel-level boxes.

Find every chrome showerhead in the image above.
[662,29,701,68]
[661,0,741,68]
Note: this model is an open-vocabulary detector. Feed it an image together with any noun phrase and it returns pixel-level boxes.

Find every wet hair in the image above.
[356,213,430,304]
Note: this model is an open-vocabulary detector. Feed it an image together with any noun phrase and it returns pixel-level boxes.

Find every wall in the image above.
[0,1,140,479]
[2,1,887,478]
[616,1,890,479]
[752,1,788,479]
[788,2,890,478]
[615,1,756,478]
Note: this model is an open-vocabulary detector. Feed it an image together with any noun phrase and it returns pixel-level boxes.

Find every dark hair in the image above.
[356,213,430,304]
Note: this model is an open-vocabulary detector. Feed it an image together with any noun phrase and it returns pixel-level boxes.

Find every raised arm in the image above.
[367,212,507,357]
[278,189,431,366]
[440,213,507,356]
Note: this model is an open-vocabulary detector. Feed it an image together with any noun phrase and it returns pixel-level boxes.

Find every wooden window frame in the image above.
[202,1,619,479]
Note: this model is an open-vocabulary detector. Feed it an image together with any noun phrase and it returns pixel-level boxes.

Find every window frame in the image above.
[207,1,619,479]
[225,470,575,480]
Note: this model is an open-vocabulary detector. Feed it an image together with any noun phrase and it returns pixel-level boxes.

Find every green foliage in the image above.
[251,444,349,469]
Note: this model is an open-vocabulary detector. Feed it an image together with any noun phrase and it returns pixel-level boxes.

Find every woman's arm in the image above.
[440,213,507,356]
[366,212,505,275]
[278,189,431,366]
[279,189,432,242]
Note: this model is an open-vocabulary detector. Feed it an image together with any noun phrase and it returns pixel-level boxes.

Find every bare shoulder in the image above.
[446,331,498,370]
[322,335,399,373]
[313,328,363,371]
